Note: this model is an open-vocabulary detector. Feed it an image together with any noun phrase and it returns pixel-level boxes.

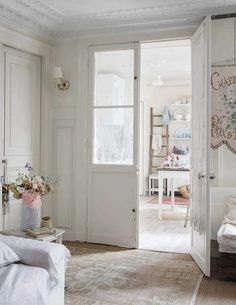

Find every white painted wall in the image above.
[53,41,80,240]
[211,18,236,239]
[52,20,236,242]
[1,16,229,245]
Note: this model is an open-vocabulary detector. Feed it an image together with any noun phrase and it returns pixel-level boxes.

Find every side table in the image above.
[0,228,65,244]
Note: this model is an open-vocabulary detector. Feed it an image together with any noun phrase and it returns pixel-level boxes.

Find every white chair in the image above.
[149,173,159,195]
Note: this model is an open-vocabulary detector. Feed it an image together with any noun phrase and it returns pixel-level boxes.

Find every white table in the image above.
[157,167,190,220]
[0,228,65,244]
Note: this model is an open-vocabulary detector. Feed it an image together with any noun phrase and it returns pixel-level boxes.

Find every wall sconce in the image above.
[53,67,70,91]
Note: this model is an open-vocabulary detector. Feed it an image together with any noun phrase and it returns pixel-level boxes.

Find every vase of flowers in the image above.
[4,163,54,230]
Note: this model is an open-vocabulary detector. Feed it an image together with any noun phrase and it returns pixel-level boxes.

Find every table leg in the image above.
[167,178,170,196]
[149,176,151,196]
[56,234,63,244]
[184,203,190,228]
[159,177,163,220]
[171,178,175,210]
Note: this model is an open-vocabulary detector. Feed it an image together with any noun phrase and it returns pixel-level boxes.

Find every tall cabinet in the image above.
[0,46,41,230]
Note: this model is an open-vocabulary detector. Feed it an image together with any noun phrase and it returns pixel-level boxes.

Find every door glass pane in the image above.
[94,108,133,164]
[95,50,134,106]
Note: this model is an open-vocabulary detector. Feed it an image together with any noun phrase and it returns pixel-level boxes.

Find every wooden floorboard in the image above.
[139,196,191,253]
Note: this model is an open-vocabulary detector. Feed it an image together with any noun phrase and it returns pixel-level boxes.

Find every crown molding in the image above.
[61,1,233,23]
[53,17,200,41]
[0,0,59,39]
[0,0,234,42]
[9,0,63,21]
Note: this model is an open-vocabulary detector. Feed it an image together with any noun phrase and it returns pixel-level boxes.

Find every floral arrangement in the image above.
[4,163,54,208]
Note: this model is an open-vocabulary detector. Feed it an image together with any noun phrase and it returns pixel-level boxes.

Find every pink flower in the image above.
[22,191,42,208]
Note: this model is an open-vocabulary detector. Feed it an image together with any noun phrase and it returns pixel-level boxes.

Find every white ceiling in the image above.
[141,40,191,83]
[0,0,236,41]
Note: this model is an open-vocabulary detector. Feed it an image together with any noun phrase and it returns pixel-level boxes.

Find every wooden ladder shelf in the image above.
[149,107,169,173]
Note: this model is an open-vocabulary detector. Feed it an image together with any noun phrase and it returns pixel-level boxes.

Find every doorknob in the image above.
[2,159,8,183]
[209,173,216,180]
[198,172,205,179]
[1,159,9,214]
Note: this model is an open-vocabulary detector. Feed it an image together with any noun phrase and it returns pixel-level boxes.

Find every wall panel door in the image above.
[3,47,41,229]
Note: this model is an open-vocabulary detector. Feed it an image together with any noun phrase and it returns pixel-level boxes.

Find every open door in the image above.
[191,16,211,276]
[87,43,140,248]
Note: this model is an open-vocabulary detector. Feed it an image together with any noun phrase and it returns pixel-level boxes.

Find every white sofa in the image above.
[211,187,236,239]
[0,234,70,305]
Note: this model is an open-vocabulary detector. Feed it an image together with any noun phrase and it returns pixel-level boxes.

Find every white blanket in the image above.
[0,263,50,305]
[0,234,70,288]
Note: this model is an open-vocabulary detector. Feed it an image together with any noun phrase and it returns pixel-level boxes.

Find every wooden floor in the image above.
[139,196,191,253]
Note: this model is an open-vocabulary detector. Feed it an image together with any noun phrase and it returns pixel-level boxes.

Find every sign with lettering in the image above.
[211,65,236,154]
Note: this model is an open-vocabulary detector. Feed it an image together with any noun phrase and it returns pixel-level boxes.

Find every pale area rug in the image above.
[148,196,189,206]
[64,242,202,305]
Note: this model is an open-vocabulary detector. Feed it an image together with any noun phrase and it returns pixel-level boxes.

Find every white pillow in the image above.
[224,197,236,221]
[0,240,20,267]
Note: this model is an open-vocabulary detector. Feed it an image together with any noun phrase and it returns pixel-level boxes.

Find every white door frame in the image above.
[86,31,212,255]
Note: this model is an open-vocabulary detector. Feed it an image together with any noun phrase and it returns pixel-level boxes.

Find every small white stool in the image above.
[149,174,159,195]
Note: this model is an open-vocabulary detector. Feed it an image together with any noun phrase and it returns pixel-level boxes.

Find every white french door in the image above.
[87,43,140,247]
[191,17,211,276]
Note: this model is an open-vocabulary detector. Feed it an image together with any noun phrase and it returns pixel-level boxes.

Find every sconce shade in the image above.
[53,67,64,79]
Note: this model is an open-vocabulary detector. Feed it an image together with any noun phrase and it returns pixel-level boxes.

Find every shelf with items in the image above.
[170,103,191,107]
[165,98,192,170]
[169,120,191,123]
[170,137,192,141]
[169,98,191,122]
[169,97,191,109]
[170,137,191,140]
[172,126,191,139]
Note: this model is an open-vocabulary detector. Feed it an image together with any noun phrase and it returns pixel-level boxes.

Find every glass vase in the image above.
[21,201,41,230]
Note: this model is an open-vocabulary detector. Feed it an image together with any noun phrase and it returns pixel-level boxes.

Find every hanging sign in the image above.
[211,65,236,154]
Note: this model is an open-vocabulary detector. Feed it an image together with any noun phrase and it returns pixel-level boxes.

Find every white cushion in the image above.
[218,224,236,253]
[0,240,20,267]
[224,197,236,222]
[222,223,236,240]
